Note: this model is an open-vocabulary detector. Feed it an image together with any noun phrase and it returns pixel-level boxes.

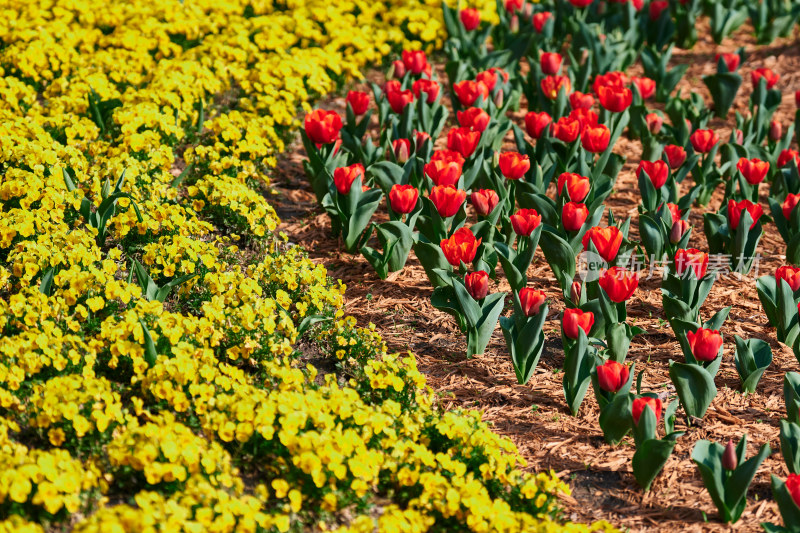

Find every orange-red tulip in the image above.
[597,361,630,393]
[519,288,547,316]
[563,308,594,339]
[498,151,530,180]
[727,199,763,230]
[598,266,638,302]
[687,327,723,361]
[440,227,481,266]
[304,109,343,144]
[333,163,365,194]
[562,202,589,232]
[430,185,466,218]
[510,208,542,236]
[582,226,623,262]
[557,172,590,202]
[389,184,419,214]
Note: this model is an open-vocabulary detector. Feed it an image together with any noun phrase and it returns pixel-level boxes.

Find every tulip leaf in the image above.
[344,187,383,253]
[770,474,800,530]
[139,318,158,368]
[413,242,451,288]
[662,294,695,324]
[598,393,632,445]
[632,437,677,491]
[540,229,576,297]
[756,275,779,329]
[465,291,506,359]
[638,214,665,263]
[669,360,717,419]
[563,329,593,416]
[703,306,731,332]
[39,267,56,296]
[702,72,742,119]
[502,303,548,385]
[780,420,800,475]
[785,372,800,424]
[733,335,772,394]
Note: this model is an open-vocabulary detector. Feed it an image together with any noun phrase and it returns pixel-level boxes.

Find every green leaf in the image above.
[39,267,56,296]
[466,291,506,358]
[724,442,771,522]
[563,329,593,416]
[632,438,677,491]
[139,318,158,368]
[770,474,800,529]
[540,229,576,295]
[669,360,717,419]
[598,393,632,445]
[780,420,800,475]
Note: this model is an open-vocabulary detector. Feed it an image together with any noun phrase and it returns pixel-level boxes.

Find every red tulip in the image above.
[687,327,723,362]
[597,361,630,393]
[570,281,582,303]
[519,288,547,316]
[665,202,682,224]
[447,127,481,158]
[558,173,591,202]
[552,116,581,143]
[391,60,406,79]
[636,160,669,188]
[727,199,763,230]
[402,50,429,75]
[649,0,669,20]
[476,69,499,91]
[597,85,633,112]
[304,109,343,144]
[412,79,440,104]
[391,139,411,163]
[424,152,463,187]
[581,124,610,153]
[751,67,779,89]
[737,158,770,185]
[778,149,800,169]
[562,202,589,232]
[333,163,365,194]
[540,52,563,75]
[386,89,414,113]
[786,474,800,508]
[592,71,628,94]
[632,76,656,99]
[776,265,800,291]
[568,108,599,131]
[440,227,481,266]
[563,308,594,339]
[541,75,571,100]
[532,11,553,32]
[505,0,523,12]
[783,193,800,220]
[346,91,370,115]
[570,91,595,110]
[715,53,740,72]
[460,8,481,30]
[510,208,542,236]
[429,185,466,217]
[690,129,719,153]
[582,226,623,262]
[796,90,800,108]
[525,111,552,139]
[471,189,500,216]
[499,152,530,180]
[632,397,662,425]
[465,271,489,300]
[674,248,708,278]
[598,266,638,302]
[413,129,430,148]
[664,144,687,169]
[389,184,419,214]
[453,80,489,107]
[646,113,663,134]
[670,220,691,244]
[569,0,594,7]
[457,107,490,133]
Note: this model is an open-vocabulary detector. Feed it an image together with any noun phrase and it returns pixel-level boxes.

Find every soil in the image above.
[272,23,800,533]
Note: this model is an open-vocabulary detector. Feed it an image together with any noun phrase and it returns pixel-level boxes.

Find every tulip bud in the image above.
[470,189,500,217]
[670,219,691,244]
[596,361,630,393]
[770,120,783,142]
[787,474,800,508]
[632,397,662,426]
[391,60,406,79]
[734,129,744,145]
[392,139,411,164]
[796,90,800,108]
[540,52,562,76]
[570,281,582,303]
[494,89,504,108]
[519,288,547,317]
[510,14,519,33]
[465,271,489,300]
[645,113,663,134]
[722,440,738,471]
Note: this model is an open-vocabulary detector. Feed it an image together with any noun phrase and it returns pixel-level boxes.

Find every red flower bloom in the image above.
[664,144,687,169]
[541,75,571,100]
[786,474,800,508]
[649,0,669,20]
[386,89,414,113]
[562,202,589,232]
[581,124,610,153]
[563,308,594,339]
[597,361,630,393]
[665,202,682,224]
[465,271,489,300]
[779,149,800,169]
[471,189,500,216]
[532,11,552,32]
[552,116,581,143]
[457,107,490,133]
[440,227,481,266]
[715,53,740,72]
[392,138,411,163]
[402,50,429,75]
[674,248,708,278]
[770,120,783,142]
[592,71,628,94]
[499,151,530,180]
[569,0,594,7]
[598,266,638,302]
[460,8,481,30]
[690,129,719,153]
[632,397,662,425]
[446,127,481,158]
[582,226,623,262]
[453,80,489,107]
[783,193,800,220]
[414,129,430,148]
[632,76,656,99]
[510,208,542,236]
[776,265,800,291]
[570,91,595,110]
[646,113,663,134]
[568,108,599,131]
[687,327,723,362]
[391,60,406,78]
[751,67,779,89]
[737,157,770,185]
[670,220,691,244]
[505,0,523,12]
[430,185,466,217]
[333,163,365,194]
[476,69,499,91]
[346,91,370,115]
[412,79,440,104]
[558,173,591,202]
[525,111,552,139]
[727,199,763,230]
[540,52,563,76]
[389,184,419,214]
[425,151,463,187]
[304,109,343,144]
[636,160,669,188]
[597,85,633,112]
[519,288,547,316]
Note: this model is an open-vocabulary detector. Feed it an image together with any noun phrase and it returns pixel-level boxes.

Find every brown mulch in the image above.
[272,23,800,533]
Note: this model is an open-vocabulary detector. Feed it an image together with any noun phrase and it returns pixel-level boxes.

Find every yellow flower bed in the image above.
[0,0,615,530]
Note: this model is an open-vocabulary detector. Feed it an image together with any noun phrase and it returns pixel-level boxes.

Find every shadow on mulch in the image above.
[271,22,800,533]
